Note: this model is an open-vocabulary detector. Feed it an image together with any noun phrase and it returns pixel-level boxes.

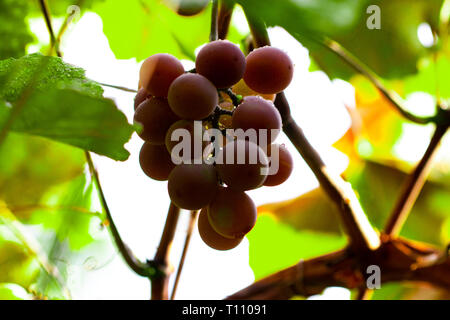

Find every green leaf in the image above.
[29,174,99,251]
[247,215,346,279]
[237,0,444,79]
[0,283,32,300]
[0,235,40,288]
[93,0,245,61]
[0,0,34,59]
[0,54,134,161]
[0,133,85,217]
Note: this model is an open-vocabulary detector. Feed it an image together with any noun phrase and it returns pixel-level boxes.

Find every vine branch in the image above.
[151,202,181,300]
[209,0,219,42]
[85,152,150,277]
[227,237,450,299]
[275,93,380,252]
[384,124,449,236]
[170,210,199,300]
[217,0,234,40]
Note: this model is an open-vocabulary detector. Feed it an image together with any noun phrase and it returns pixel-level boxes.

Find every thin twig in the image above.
[98,82,138,93]
[85,151,150,276]
[355,288,373,300]
[318,38,437,124]
[170,210,199,300]
[38,0,62,57]
[384,125,448,236]
[209,0,219,42]
[151,202,181,300]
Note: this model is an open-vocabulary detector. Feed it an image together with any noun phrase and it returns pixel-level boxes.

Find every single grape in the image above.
[196,40,246,89]
[139,53,184,97]
[134,97,180,144]
[139,143,175,181]
[134,87,150,110]
[198,208,242,250]
[165,119,212,163]
[168,73,218,120]
[207,186,257,239]
[168,163,218,210]
[215,140,268,191]
[166,0,209,16]
[264,144,294,186]
[244,46,293,94]
[232,79,275,102]
[232,96,282,144]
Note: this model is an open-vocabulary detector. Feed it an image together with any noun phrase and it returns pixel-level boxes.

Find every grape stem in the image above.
[209,0,219,42]
[219,88,242,106]
[218,0,234,40]
[170,210,199,300]
[151,202,181,300]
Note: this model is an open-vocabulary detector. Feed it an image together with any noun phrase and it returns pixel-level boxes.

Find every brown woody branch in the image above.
[217,0,234,40]
[227,237,450,299]
[385,125,449,236]
[276,93,380,252]
[151,202,181,300]
[170,210,199,300]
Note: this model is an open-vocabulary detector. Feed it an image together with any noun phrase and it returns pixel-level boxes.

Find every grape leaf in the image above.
[93,0,245,61]
[0,54,134,161]
[0,283,32,300]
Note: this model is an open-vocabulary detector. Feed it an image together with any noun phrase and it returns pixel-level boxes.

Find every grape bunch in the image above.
[134,40,294,251]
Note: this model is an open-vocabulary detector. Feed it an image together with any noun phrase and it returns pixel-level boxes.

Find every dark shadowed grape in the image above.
[232,96,282,144]
[198,208,242,250]
[244,46,293,94]
[196,40,246,89]
[139,53,184,97]
[134,88,150,110]
[134,97,180,144]
[168,73,218,120]
[166,0,210,16]
[207,187,257,239]
[264,144,294,186]
[168,164,218,210]
[139,142,175,181]
[215,140,268,191]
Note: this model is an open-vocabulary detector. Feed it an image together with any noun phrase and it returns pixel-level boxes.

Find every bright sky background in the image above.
[26,7,448,300]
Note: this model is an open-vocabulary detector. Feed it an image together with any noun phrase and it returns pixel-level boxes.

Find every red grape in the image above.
[168,164,218,210]
[207,187,257,239]
[139,53,184,97]
[244,46,293,94]
[165,119,211,163]
[264,144,294,186]
[232,96,282,144]
[198,208,242,250]
[215,140,268,191]
[134,87,150,110]
[196,40,246,89]
[139,143,175,181]
[134,97,180,144]
[168,73,218,120]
